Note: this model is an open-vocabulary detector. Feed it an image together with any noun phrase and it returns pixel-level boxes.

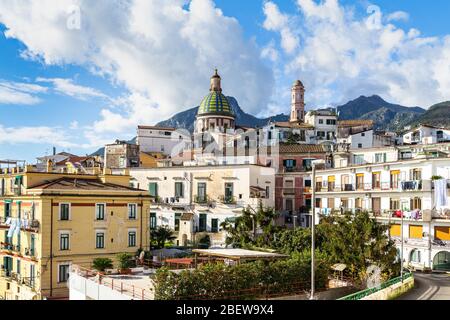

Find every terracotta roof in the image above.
[29,178,143,192]
[338,120,374,128]
[55,156,92,166]
[279,144,326,154]
[274,121,314,129]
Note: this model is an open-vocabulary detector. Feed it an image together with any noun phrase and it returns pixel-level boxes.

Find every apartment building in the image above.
[403,124,450,145]
[137,125,192,156]
[0,165,152,300]
[122,164,275,247]
[313,157,450,271]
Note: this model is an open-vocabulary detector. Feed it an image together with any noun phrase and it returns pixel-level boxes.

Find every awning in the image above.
[331,263,347,272]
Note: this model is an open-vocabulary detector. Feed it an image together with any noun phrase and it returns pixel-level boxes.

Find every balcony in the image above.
[219,195,237,205]
[282,188,296,195]
[0,216,40,232]
[0,242,20,252]
[193,195,212,205]
[401,180,422,191]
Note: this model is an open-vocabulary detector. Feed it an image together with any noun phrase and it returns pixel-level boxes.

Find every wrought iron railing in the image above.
[338,272,413,300]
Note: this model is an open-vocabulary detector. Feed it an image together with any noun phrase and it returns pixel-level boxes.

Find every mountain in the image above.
[406,101,450,129]
[156,96,289,132]
[337,95,426,131]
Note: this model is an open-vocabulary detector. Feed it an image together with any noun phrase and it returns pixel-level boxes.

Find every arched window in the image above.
[410,249,421,263]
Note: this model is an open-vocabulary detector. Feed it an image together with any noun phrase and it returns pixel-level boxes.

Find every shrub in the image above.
[92,258,113,272]
[154,250,329,300]
[117,253,133,269]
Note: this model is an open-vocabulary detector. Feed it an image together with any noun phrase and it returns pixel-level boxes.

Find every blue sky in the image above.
[0,0,449,162]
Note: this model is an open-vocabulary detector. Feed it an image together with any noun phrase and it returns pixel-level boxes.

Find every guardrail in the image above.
[338,272,413,300]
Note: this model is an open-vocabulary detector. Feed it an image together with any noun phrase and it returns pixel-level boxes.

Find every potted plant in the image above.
[92,258,113,272]
[117,253,133,274]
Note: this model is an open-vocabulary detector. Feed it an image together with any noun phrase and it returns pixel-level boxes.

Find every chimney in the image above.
[53,147,56,156]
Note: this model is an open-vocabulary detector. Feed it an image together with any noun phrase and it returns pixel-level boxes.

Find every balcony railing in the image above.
[220,195,237,205]
[193,195,211,204]
[282,188,296,195]
[314,180,426,192]
[0,216,40,231]
[0,242,20,252]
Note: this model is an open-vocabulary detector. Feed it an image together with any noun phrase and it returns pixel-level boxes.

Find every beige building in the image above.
[0,165,152,300]
[121,164,275,247]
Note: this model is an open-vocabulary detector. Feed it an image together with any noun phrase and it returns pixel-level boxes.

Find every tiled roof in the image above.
[338,120,374,127]
[279,144,326,154]
[29,178,143,192]
[274,122,314,129]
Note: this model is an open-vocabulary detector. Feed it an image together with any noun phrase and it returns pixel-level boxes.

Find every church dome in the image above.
[198,91,234,117]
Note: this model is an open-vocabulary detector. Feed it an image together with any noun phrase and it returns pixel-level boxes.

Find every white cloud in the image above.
[36,77,107,100]
[387,11,409,22]
[263,1,299,54]
[0,80,48,105]
[261,40,279,62]
[264,0,450,109]
[0,124,76,148]
[0,0,273,139]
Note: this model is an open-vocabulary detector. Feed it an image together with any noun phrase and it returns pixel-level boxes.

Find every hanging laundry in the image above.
[7,218,17,238]
[434,178,448,207]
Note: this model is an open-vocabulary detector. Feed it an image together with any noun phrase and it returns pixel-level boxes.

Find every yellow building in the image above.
[0,165,152,300]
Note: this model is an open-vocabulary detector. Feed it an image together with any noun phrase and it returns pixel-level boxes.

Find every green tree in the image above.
[151,225,177,249]
[221,204,281,248]
[92,258,113,272]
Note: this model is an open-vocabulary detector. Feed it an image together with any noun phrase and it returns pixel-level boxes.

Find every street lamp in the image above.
[310,159,325,300]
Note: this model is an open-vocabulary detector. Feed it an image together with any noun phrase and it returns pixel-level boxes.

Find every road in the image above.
[397,272,450,300]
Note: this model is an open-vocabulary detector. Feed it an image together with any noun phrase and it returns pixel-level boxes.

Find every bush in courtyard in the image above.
[92,258,113,272]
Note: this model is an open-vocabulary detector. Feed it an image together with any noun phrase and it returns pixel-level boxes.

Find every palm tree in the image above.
[151,225,177,249]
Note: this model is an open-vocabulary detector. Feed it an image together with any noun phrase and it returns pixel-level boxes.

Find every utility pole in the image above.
[401,210,404,282]
[310,159,325,300]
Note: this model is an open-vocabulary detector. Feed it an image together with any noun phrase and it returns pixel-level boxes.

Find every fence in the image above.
[337,272,413,300]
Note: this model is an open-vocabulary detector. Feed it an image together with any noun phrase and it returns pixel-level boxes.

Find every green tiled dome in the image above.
[198,92,235,117]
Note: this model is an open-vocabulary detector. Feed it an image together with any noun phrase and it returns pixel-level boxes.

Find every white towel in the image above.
[434,179,448,207]
[7,218,16,238]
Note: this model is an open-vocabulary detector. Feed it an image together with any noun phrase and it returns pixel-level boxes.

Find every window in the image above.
[16,259,21,275]
[361,132,365,137]
[30,234,35,257]
[265,186,270,199]
[318,119,323,124]
[356,174,364,190]
[60,233,70,251]
[411,169,422,181]
[372,172,381,189]
[4,201,11,217]
[199,214,207,232]
[285,199,294,212]
[150,212,157,230]
[390,170,400,189]
[390,199,400,210]
[327,176,335,191]
[353,155,364,165]
[355,198,362,209]
[96,232,105,249]
[358,143,363,149]
[174,213,182,231]
[95,204,105,221]
[410,197,422,210]
[128,204,137,220]
[128,231,137,247]
[149,183,158,197]
[175,182,184,198]
[59,203,70,221]
[211,219,219,233]
[197,183,207,203]
[58,264,70,283]
[304,179,312,187]
[283,159,296,171]
[326,119,336,125]
[410,249,421,263]
[302,159,313,171]
[375,153,386,163]
[224,183,234,203]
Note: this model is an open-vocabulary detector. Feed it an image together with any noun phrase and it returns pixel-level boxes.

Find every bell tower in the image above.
[290,80,305,123]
